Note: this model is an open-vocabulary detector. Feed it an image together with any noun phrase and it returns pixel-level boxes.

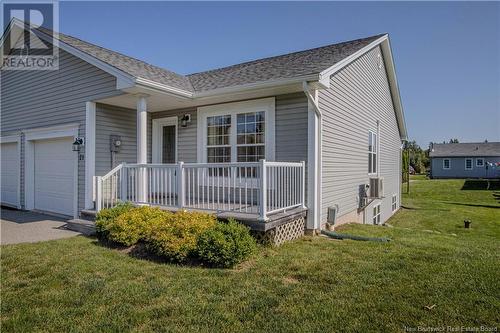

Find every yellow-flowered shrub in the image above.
[95,202,134,240]
[146,211,217,262]
[106,206,171,246]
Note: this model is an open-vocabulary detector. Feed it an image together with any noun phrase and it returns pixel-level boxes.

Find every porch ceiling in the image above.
[94,82,304,112]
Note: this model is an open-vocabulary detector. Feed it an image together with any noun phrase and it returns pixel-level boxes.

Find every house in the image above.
[429,142,500,179]
[0,20,407,240]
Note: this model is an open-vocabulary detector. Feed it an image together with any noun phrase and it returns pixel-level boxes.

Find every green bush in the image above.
[197,219,257,268]
[102,206,170,246]
[95,202,134,240]
[147,211,217,262]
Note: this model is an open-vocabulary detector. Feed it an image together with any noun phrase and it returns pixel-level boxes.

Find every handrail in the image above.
[101,163,123,181]
[95,160,306,220]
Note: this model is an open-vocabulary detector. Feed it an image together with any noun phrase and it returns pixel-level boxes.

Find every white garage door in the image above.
[1,142,19,207]
[34,137,75,216]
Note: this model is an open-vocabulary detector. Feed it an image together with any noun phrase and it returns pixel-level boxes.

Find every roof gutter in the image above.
[131,74,324,101]
[134,77,194,99]
[193,74,322,99]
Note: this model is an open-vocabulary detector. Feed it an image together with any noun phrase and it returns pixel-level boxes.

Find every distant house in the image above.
[1,19,407,239]
[429,142,500,179]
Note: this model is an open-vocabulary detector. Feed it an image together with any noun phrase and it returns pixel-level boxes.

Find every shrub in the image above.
[104,206,170,246]
[197,219,257,268]
[95,202,134,240]
[147,211,217,262]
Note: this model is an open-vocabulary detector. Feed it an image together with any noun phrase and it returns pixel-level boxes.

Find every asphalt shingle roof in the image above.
[37,25,384,93]
[54,31,194,92]
[186,34,384,92]
[429,142,500,157]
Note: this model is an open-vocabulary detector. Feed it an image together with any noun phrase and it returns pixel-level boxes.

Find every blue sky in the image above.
[59,1,499,147]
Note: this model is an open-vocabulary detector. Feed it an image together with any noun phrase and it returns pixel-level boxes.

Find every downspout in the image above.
[303,81,323,231]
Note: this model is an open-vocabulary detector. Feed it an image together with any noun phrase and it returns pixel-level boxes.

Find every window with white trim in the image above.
[476,158,484,167]
[198,98,275,165]
[368,131,377,174]
[392,194,397,212]
[373,204,381,224]
[465,158,473,170]
[206,115,231,163]
[443,159,451,170]
[236,111,265,162]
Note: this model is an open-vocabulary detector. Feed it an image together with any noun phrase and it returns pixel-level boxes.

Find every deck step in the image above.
[66,219,96,235]
[80,209,97,222]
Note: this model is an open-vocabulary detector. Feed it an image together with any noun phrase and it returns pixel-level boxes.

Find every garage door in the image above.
[1,142,19,207]
[34,137,75,216]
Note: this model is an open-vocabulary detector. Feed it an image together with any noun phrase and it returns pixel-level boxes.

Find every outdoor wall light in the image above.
[72,137,85,152]
[181,114,191,127]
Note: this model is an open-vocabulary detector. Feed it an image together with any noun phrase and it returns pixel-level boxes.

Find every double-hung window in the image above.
[465,158,473,170]
[368,131,377,174]
[236,111,266,162]
[443,159,451,170]
[206,115,231,163]
[199,98,275,166]
[476,158,484,167]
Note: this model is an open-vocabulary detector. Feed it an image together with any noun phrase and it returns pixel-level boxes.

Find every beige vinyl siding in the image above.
[319,46,402,225]
[1,48,121,212]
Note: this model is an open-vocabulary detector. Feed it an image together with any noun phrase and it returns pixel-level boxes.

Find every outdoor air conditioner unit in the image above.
[369,177,384,198]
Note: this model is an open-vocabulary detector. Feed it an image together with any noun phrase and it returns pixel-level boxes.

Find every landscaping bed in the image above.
[95,203,257,268]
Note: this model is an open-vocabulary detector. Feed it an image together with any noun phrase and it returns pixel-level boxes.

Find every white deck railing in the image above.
[95,160,306,221]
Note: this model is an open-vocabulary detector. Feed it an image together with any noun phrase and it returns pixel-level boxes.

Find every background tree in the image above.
[403,140,429,174]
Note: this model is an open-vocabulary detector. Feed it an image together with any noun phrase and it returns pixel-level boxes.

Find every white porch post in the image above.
[305,85,322,232]
[137,95,148,203]
[85,101,96,209]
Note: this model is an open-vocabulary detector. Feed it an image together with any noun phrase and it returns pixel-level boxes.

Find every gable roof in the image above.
[34,25,383,94]
[37,27,194,92]
[2,19,406,139]
[429,142,500,157]
[186,35,384,92]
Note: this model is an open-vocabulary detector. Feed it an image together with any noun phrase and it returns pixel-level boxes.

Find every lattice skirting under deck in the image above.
[252,215,306,246]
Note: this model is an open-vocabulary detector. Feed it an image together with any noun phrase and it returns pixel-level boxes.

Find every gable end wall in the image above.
[319,46,402,226]
[1,48,122,212]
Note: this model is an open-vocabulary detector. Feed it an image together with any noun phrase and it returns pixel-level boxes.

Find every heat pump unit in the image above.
[369,177,384,198]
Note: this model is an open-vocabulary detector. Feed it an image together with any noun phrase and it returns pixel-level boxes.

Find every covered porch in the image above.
[88,92,310,230]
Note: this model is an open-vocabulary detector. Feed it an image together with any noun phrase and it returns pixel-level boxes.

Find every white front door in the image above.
[33,137,75,216]
[152,117,178,163]
[1,142,19,207]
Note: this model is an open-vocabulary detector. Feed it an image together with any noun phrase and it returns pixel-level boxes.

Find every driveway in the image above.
[1,207,80,245]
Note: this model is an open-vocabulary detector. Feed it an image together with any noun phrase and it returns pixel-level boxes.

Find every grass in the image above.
[2,178,499,332]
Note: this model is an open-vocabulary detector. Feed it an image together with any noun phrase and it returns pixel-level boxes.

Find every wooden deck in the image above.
[151,204,308,232]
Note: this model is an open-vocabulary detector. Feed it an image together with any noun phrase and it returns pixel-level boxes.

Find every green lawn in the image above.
[2,179,499,332]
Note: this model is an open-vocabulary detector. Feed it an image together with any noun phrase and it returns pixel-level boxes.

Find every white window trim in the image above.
[368,130,378,176]
[443,158,451,170]
[0,134,22,209]
[152,116,178,163]
[23,123,80,218]
[476,158,484,167]
[196,97,276,163]
[372,203,381,225]
[465,158,473,170]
